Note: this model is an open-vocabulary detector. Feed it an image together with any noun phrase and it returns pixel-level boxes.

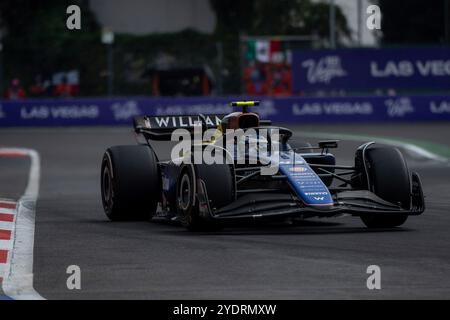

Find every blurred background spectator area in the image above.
[0,0,449,98]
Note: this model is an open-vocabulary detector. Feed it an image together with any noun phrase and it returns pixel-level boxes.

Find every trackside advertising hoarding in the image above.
[292,47,450,93]
[0,95,449,127]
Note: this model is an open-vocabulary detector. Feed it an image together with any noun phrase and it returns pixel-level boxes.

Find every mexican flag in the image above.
[246,39,283,63]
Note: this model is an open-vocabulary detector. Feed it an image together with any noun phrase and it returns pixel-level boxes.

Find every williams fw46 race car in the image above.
[100,101,425,231]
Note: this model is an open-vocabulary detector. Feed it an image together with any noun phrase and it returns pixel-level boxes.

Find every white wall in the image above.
[312,0,378,46]
[335,0,378,46]
[89,0,217,34]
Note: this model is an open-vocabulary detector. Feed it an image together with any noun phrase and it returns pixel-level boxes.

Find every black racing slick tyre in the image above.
[101,145,160,221]
[360,146,410,228]
[177,163,234,231]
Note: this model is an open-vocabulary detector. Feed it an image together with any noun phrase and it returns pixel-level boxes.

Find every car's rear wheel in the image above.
[360,145,410,228]
[101,145,160,221]
[177,162,235,231]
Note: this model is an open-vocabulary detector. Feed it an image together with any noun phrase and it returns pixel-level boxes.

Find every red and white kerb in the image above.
[0,200,17,284]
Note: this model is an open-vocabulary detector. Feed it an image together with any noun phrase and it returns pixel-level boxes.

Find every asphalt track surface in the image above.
[1,122,450,299]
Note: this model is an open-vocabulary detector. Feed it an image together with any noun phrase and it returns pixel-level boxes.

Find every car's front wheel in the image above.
[177,162,235,231]
[359,145,410,228]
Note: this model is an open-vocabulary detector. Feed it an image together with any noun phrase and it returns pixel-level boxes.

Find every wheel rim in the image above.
[179,173,191,211]
[102,165,113,208]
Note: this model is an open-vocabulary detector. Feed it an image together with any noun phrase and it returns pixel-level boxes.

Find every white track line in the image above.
[1,148,44,300]
[295,131,448,162]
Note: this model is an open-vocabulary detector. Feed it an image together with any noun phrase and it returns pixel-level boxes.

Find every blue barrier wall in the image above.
[292,47,450,92]
[0,95,449,127]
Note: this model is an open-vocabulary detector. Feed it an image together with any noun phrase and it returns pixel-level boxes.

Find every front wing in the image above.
[196,173,425,221]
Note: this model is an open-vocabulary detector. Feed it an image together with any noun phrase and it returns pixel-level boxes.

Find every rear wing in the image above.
[134,115,225,141]
[134,114,273,141]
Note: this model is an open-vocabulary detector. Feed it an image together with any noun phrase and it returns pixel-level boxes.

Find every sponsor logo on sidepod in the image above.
[289,166,307,173]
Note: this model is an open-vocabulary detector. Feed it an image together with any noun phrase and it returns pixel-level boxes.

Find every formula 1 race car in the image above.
[100,101,425,231]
